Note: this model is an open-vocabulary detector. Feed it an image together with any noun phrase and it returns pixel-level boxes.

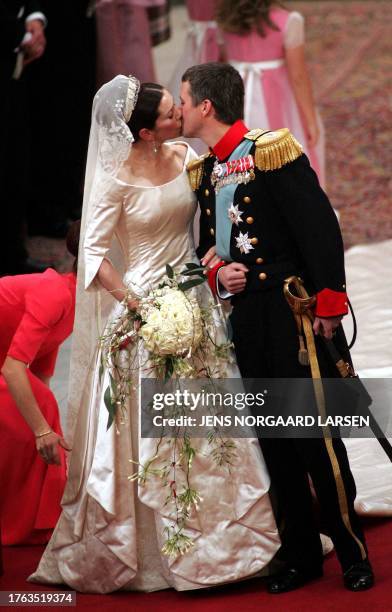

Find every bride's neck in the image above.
[132,140,166,163]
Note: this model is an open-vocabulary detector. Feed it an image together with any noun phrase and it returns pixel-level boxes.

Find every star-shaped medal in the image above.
[235,232,254,255]
[228,203,243,226]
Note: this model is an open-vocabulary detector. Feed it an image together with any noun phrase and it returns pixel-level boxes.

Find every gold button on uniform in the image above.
[250,237,258,245]
[206,208,211,216]
[246,217,254,224]
[204,189,210,196]
[209,228,214,236]
[259,272,267,281]
[243,196,251,204]
[256,257,264,264]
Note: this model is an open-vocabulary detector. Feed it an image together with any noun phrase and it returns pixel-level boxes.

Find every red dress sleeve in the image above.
[30,347,60,378]
[6,280,68,367]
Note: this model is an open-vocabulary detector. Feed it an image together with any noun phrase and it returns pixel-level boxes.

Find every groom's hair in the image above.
[182,63,244,125]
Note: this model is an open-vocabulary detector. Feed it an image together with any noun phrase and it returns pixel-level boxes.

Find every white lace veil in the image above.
[66,75,140,442]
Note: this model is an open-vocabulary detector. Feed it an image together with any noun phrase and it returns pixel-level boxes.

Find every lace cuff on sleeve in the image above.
[283,11,305,50]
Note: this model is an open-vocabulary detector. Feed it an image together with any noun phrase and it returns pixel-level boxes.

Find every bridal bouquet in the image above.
[99,262,236,557]
[139,285,203,357]
[100,262,229,427]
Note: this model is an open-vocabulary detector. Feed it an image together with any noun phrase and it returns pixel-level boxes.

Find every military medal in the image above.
[211,154,255,193]
[235,232,254,255]
[228,203,243,226]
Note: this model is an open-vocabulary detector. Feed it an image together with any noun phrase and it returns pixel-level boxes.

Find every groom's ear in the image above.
[201,99,213,118]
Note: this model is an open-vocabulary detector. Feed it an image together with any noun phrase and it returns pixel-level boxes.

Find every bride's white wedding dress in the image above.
[29,140,280,593]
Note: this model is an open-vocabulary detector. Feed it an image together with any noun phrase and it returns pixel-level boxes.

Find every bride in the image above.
[29,75,280,593]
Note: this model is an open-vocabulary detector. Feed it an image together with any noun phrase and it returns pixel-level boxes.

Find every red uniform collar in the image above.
[211,120,249,161]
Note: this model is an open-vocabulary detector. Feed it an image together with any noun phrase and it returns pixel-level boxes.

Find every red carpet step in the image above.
[1,518,391,611]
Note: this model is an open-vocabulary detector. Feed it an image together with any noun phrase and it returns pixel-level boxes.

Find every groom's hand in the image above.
[218,263,248,294]
[313,316,342,340]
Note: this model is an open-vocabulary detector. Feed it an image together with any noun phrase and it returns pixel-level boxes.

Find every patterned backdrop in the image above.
[293,0,391,248]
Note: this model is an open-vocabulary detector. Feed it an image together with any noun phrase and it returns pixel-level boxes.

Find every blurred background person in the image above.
[169,0,221,154]
[0,1,47,276]
[96,0,170,86]
[168,0,220,103]
[25,0,96,240]
[216,0,325,188]
[0,221,79,546]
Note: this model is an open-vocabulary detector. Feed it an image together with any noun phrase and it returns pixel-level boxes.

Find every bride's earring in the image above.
[152,140,159,154]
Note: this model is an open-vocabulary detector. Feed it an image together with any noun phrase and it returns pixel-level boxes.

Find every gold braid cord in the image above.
[283,276,367,561]
[187,152,212,191]
[245,128,303,172]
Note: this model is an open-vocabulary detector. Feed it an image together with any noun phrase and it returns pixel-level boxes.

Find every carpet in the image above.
[294,1,391,248]
[1,518,391,611]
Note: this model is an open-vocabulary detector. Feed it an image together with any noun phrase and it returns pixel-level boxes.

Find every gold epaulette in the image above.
[245,128,303,171]
[186,152,212,191]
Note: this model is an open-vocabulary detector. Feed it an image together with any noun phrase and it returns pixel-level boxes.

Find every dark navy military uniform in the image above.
[190,121,369,573]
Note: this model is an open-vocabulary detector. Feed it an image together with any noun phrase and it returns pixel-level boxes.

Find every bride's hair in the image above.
[127,83,164,141]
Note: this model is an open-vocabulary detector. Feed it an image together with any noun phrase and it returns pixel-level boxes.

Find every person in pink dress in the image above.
[0,223,79,546]
[216,0,325,187]
[185,0,220,64]
[96,0,168,86]
[168,1,220,103]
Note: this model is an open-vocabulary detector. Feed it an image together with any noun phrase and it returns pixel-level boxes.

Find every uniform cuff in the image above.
[315,288,348,317]
[207,261,226,296]
[216,267,233,299]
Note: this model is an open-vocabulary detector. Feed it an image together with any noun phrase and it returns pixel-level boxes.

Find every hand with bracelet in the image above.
[35,429,71,465]
[1,356,72,465]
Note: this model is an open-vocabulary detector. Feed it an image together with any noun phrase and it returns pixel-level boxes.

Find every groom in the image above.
[180,62,374,594]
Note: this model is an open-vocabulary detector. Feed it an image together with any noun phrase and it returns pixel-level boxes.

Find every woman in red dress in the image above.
[0,223,79,548]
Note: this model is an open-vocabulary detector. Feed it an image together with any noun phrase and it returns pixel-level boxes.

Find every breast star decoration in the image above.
[228,203,243,226]
[235,232,254,255]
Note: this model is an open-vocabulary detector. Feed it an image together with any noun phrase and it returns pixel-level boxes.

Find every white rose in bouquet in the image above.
[139,287,203,356]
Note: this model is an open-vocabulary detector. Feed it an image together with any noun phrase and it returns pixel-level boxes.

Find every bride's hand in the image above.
[201,246,221,270]
[127,299,141,333]
[127,298,139,312]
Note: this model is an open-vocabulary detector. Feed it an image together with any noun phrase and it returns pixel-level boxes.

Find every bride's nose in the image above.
[175,106,182,121]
